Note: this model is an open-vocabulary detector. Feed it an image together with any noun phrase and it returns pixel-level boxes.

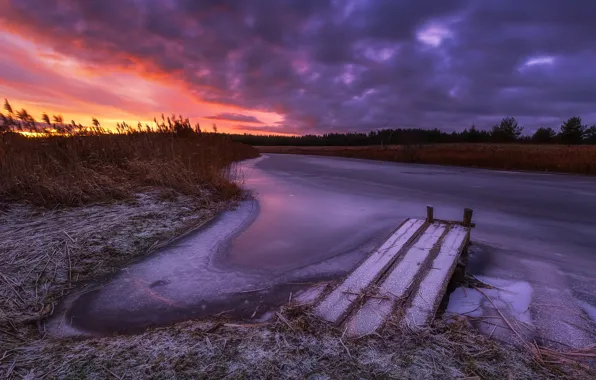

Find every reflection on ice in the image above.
[52,156,402,336]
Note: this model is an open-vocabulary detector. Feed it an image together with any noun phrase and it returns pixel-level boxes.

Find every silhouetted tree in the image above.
[461,124,491,143]
[559,116,586,144]
[531,127,556,143]
[491,117,523,142]
[584,125,596,144]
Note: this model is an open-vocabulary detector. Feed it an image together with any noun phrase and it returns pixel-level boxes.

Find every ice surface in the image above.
[294,283,328,306]
[404,225,468,329]
[51,155,415,336]
[576,300,596,323]
[315,219,425,323]
[446,276,534,325]
[445,275,535,345]
[345,223,446,336]
[50,153,596,338]
[226,161,411,273]
[456,258,596,347]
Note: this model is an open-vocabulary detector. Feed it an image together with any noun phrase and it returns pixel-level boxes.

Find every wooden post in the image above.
[426,205,434,223]
[463,208,473,227]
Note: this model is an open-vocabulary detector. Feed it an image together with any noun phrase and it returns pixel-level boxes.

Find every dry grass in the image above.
[0,131,259,207]
[0,190,239,377]
[258,144,596,175]
[0,191,233,340]
[3,304,594,379]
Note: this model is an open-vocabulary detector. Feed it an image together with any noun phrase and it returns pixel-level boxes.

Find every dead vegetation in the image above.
[0,131,258,207]
[0,190,232,346]
[0,113,259,207]
[258,144,596,175]
[3,304,595,379]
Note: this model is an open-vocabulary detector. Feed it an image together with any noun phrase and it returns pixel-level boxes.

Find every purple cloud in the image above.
[205,113,263,124]
[1,0,596,133]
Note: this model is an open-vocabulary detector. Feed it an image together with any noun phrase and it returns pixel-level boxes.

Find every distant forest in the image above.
[2,98,595,147]
[231,117,596,146]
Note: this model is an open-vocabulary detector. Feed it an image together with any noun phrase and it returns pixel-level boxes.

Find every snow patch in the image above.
[446,276,534,325]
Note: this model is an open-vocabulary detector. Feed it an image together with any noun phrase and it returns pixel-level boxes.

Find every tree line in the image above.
[2,98,595,145]
[230,116,596,146]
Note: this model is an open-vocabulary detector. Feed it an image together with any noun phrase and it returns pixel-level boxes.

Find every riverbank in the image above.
[257,144,596,175]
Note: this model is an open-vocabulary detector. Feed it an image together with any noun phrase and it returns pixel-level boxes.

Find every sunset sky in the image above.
[1,0,595,134]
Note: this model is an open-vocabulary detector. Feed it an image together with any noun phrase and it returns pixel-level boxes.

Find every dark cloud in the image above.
[233,124,300,135]
[205,113,263,124]
[1,0,595,133]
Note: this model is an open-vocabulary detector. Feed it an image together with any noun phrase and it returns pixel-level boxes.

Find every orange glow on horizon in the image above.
[0,31,288,135]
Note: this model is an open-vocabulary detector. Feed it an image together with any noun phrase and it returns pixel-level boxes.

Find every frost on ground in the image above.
[2,306,590,380]
[0,189,227,340]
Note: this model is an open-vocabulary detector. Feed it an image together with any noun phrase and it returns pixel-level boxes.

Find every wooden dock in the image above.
[298,207,473,336]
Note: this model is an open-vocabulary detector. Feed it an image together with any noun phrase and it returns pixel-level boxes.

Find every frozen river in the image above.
[51,154,596,340]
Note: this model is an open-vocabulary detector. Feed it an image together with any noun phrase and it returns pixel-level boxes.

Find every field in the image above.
[257,144,596,175]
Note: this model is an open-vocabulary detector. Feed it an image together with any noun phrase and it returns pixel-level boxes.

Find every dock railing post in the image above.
[426,205,434,223]
[463,208,473,227]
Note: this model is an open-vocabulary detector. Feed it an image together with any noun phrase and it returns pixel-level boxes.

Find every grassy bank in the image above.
[0,130,259,207]
[258,144,596,175]
[0,124,263,377]
[3,299,593,379]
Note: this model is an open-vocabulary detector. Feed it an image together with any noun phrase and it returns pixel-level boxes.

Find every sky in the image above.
[1,0,595,135]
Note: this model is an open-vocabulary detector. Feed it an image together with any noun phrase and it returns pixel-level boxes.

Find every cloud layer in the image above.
[1,0,595,134]
[205,113,263,124]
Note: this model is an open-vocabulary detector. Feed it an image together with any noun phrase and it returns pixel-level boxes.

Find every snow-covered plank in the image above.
[402,225,468,330]
[345,223,446,336]
[314,219,426,323]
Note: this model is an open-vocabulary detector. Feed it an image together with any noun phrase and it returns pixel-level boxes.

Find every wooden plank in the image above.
[314,219,426,324]
[426,205,434,223]
[463,208,474,227]
[402,225,469,330]
[345,223,447,336]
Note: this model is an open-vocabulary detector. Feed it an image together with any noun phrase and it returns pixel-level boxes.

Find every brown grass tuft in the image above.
[0,131,259,207]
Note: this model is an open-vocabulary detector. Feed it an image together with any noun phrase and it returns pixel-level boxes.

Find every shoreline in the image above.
[1,177,594,379]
